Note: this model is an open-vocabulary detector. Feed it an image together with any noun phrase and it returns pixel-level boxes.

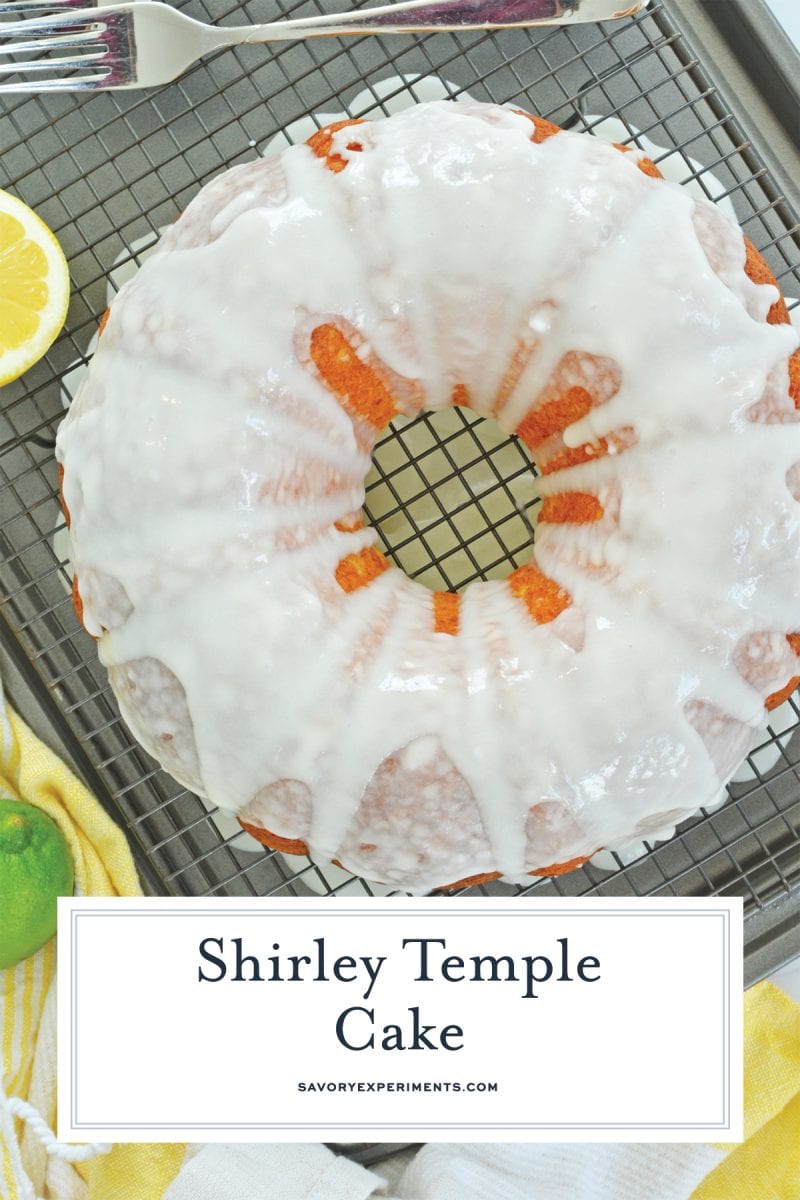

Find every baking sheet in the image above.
[0,0,798,979]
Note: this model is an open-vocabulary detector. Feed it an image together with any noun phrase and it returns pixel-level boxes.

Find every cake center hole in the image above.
[364,407,540,593]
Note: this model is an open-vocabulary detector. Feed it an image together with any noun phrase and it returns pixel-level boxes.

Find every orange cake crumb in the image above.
[306,118,366,173]
[508,564,571,624]
[57,463,70,528]
[310,323,397,429]
[744,237,791,326]
[530,854,594,877]
[433,590,461,635]
[516,386,594,450]
[539,492,604,524]
[71,574,83,624]
[438,856,596,887]
[765,676,800,711]
[335,545,390,594]
[435,871,502,891]
[334,516,364,533]
[513,110,561,144]
[540,427,637,476]
[238,820,309,856]
[635,156,663,180]
[766,633,800,710]
[614,143,663,179]
[789,349,800,410]
[71,575,96,639]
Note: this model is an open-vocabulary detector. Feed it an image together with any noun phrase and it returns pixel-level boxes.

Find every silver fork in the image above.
[0,0,648,91]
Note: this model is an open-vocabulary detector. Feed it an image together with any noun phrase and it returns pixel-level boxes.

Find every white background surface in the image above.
[765,0,800,47]
[772,956,800,1002]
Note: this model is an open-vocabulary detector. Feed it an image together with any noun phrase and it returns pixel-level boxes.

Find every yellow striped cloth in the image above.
[694,981,800,1199]
[0,694,185,1200]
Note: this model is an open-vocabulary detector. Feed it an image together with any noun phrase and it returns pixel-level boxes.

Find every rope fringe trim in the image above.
[7,1097,111,1163]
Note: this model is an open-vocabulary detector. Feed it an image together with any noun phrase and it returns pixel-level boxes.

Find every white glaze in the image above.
[56,101,800,891]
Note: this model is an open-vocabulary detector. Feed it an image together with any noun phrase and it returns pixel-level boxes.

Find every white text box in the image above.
[57,896,742,1142]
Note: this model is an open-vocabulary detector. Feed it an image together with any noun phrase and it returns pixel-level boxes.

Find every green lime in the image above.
[0,795,74,970]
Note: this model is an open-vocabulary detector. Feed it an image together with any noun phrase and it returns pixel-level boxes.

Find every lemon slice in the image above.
[0,188,70,386]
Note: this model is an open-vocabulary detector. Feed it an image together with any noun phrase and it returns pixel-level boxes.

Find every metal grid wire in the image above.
[1,0,800,920]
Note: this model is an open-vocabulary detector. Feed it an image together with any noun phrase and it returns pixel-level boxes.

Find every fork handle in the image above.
[207,0,590,43]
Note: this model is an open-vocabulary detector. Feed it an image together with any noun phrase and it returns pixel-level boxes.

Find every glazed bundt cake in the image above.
[57,101,800,892]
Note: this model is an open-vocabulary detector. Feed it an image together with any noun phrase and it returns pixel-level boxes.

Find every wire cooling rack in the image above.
[1,1,799,960]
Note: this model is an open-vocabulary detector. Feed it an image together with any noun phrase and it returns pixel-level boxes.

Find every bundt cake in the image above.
[56,101,800,892]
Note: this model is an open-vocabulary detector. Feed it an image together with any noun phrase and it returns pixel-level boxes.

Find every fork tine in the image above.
[0,27,101,52]
[0,10,98,31]
[0,48,103,69]
[0,4,126,89]
[0,0,95,13]
[0,68,106,88]
[1,7,101,30]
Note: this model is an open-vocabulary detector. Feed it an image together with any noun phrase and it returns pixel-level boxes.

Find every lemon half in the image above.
[0,188,70,386]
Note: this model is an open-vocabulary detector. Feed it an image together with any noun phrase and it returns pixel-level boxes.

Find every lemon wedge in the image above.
[0,188,70,386]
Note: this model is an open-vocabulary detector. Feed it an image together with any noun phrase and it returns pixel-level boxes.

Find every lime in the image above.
[0,795,74,970]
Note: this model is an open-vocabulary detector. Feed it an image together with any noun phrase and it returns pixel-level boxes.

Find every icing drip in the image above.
[57,101,800,892]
